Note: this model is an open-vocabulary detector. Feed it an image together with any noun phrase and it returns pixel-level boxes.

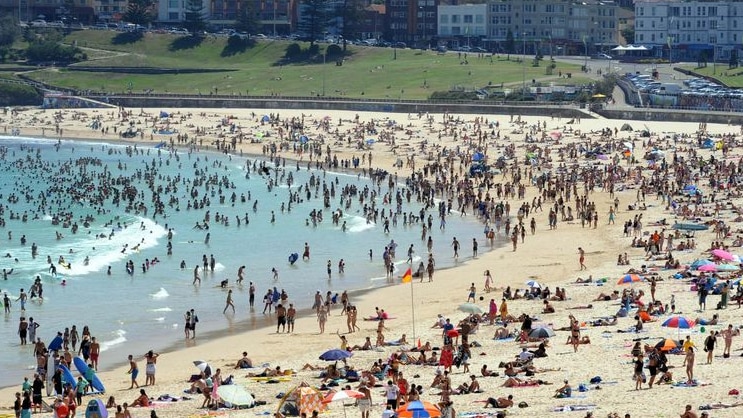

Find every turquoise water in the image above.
[0,136,487,387]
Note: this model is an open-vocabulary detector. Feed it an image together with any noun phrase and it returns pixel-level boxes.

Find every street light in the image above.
[522,32,527,93]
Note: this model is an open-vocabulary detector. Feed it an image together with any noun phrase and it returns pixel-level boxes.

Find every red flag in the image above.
[401,267,412,283]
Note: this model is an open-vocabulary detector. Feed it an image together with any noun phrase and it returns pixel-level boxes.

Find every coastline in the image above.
[1,108,742,418]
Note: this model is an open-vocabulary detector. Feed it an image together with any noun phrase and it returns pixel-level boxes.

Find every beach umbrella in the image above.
[697,264,718,272]
[528,327,555,339]
[396,400,441,418]
[549,131,562,139]
[654,338,679,352]
[322,389,365,404]
[216,385,255,408]
[671,223,708,231]
[662,316,696,329]
[299,135,309,144]
[717,264,740,272]
[617,274,644,285]
[446,329,460,338]
[261,115,270,122]
[690,259,713,270]
[193,360,212,376]
[620,124,633,132]
[322,390,365,418]
[712,249,735,261]
[525,279,541,288]
[472,152,485,162]
[458,303,484,315]
[366,138,375,145]
[319,349,352,361]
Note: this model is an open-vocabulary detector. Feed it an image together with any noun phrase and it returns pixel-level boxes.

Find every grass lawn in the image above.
[680,64,743,88]
[21,31,584,100]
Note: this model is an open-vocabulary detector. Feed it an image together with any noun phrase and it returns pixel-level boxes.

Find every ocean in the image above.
[0,136,488,387]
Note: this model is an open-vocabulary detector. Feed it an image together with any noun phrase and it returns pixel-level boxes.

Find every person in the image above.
[554,380,572,398]
[704,330,716,364]
[31,374,43,413]
[276,303,287,333]
[578,247,586,270]
[685,347,695,383]
[236,352,253,369]
[13,392,21,418]
[357,381,372,418]
[20,391,31,418]
[384,380,399,410]
[130,389,150,407]
[721,324,738,358]
[287,303,296,333]
[127,354,139,389]
[633,354,645,390]
[317,305,328,334]
[223,289,235,314]
[90,337,100,370]
[189,309,198,339]
[144,350,159,386]
[485,395,513,408]
[680,404,698,418]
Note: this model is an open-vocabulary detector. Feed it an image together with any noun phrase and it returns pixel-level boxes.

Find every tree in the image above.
[183,0,207,34]
[0,13,21,48]
[124,0,156,26]
[505,29,515,60]
[620,27,635,45]
[235,0,260,34]
[729,49,738,69]
[298,0,330,46]
[337,0,365,51]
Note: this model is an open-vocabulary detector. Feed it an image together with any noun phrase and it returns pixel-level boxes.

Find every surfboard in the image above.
[48,335,63,352]
[59,364,76,390]
[46,356,53,396]
[59,261,71,269]
[73,356,105,393]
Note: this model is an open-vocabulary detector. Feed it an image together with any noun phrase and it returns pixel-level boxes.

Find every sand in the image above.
[1,106,743,418]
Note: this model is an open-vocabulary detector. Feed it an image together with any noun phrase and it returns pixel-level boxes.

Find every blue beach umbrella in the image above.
[319,349,352,361]
[690,259,713,270]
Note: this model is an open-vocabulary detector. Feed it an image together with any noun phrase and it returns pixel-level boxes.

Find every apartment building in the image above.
[634,0,743,62]
[485,0,619,55]
[437,3,487,47]
[386,0,439,46]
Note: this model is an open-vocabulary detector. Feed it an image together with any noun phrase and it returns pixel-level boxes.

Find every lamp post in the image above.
[522,32,527,93]
[322,52,327,96]
[419,1,426,49]
[273,0,277,37]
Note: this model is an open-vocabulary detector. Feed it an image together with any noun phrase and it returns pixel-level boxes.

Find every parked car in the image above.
[595,53,613,60]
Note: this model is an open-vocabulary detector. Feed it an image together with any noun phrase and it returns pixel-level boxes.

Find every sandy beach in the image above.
[2,106,743,418]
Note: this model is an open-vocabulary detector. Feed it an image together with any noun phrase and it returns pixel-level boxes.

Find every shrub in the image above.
[0,83,42,106]
[308,43,319,56]
[326,44,342,58]
[284,43,302,59]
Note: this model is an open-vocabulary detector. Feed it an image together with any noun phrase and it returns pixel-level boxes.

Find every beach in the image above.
[1,106,743,418]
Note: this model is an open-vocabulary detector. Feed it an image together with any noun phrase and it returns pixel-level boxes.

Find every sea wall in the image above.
[83,94,593,119]
[596,108,743,124]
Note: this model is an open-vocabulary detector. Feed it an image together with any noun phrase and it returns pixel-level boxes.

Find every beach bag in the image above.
[578,384,588,392]
[729,389,740,395]
[518,401,528,408]
[589,376,602,384]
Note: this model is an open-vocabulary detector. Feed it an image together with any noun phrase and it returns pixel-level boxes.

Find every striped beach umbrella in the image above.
[617,274,644,285]
[662,316,695,329]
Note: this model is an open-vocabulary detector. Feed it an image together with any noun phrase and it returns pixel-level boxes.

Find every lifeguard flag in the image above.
[402,268,412,283]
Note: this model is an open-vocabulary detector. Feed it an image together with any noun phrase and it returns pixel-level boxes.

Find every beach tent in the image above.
[701,138,714,149]
[85,399,108,418]
[620,123,633,132]
[217,385,255,408]
[159,111,169,118]
[261,115,270,122]
[276,382,326,416]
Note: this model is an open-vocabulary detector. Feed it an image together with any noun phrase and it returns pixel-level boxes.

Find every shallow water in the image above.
[0,136,487,387]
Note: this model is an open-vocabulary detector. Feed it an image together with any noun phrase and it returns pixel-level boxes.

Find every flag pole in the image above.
[410,278,416,342]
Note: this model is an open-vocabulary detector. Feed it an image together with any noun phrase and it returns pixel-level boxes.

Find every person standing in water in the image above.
[193,266,201,285]
[223,289,235,314]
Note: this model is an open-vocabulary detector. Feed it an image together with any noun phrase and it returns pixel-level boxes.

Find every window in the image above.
[463,15,473,24]
[451,15,459,24]
[168,0,178,8]
[710,20,717,29]
[475,15,483,24]
[168,12,179,20]
[451,26,460,35]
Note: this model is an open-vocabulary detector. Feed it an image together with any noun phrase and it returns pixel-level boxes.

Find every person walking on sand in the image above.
[317,305,328,334]
[276,304,287,333]
[721,324,737,358]
[223,289,235,314]
[287,303,296,333]
[578,247,586,270]
[127,354,139,389]
[467,283,476,302]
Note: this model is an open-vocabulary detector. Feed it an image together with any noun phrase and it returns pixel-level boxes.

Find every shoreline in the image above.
[2,107,742,418]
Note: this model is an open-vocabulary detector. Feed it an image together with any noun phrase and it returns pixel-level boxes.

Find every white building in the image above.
[157,0,187,23]
[438,4,487,45]
[635,0,743,61]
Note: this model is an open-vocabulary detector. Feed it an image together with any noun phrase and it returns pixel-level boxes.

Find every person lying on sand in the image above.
[567,304,594,310]
[493,325,513,340]
[247,365,282,377]
[564,336,591,345]
[502,377,550,387]
[480,365,499,377]
[485,395,513,408]
[594,291,620,301]
[589,316,618,327]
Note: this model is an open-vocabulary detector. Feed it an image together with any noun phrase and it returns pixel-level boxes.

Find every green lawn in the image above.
[19,31,584,99]
[680,64,743,88]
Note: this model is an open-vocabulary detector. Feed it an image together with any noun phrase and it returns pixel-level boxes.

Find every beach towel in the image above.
[672,380,709,388]
[552,405,596,412]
